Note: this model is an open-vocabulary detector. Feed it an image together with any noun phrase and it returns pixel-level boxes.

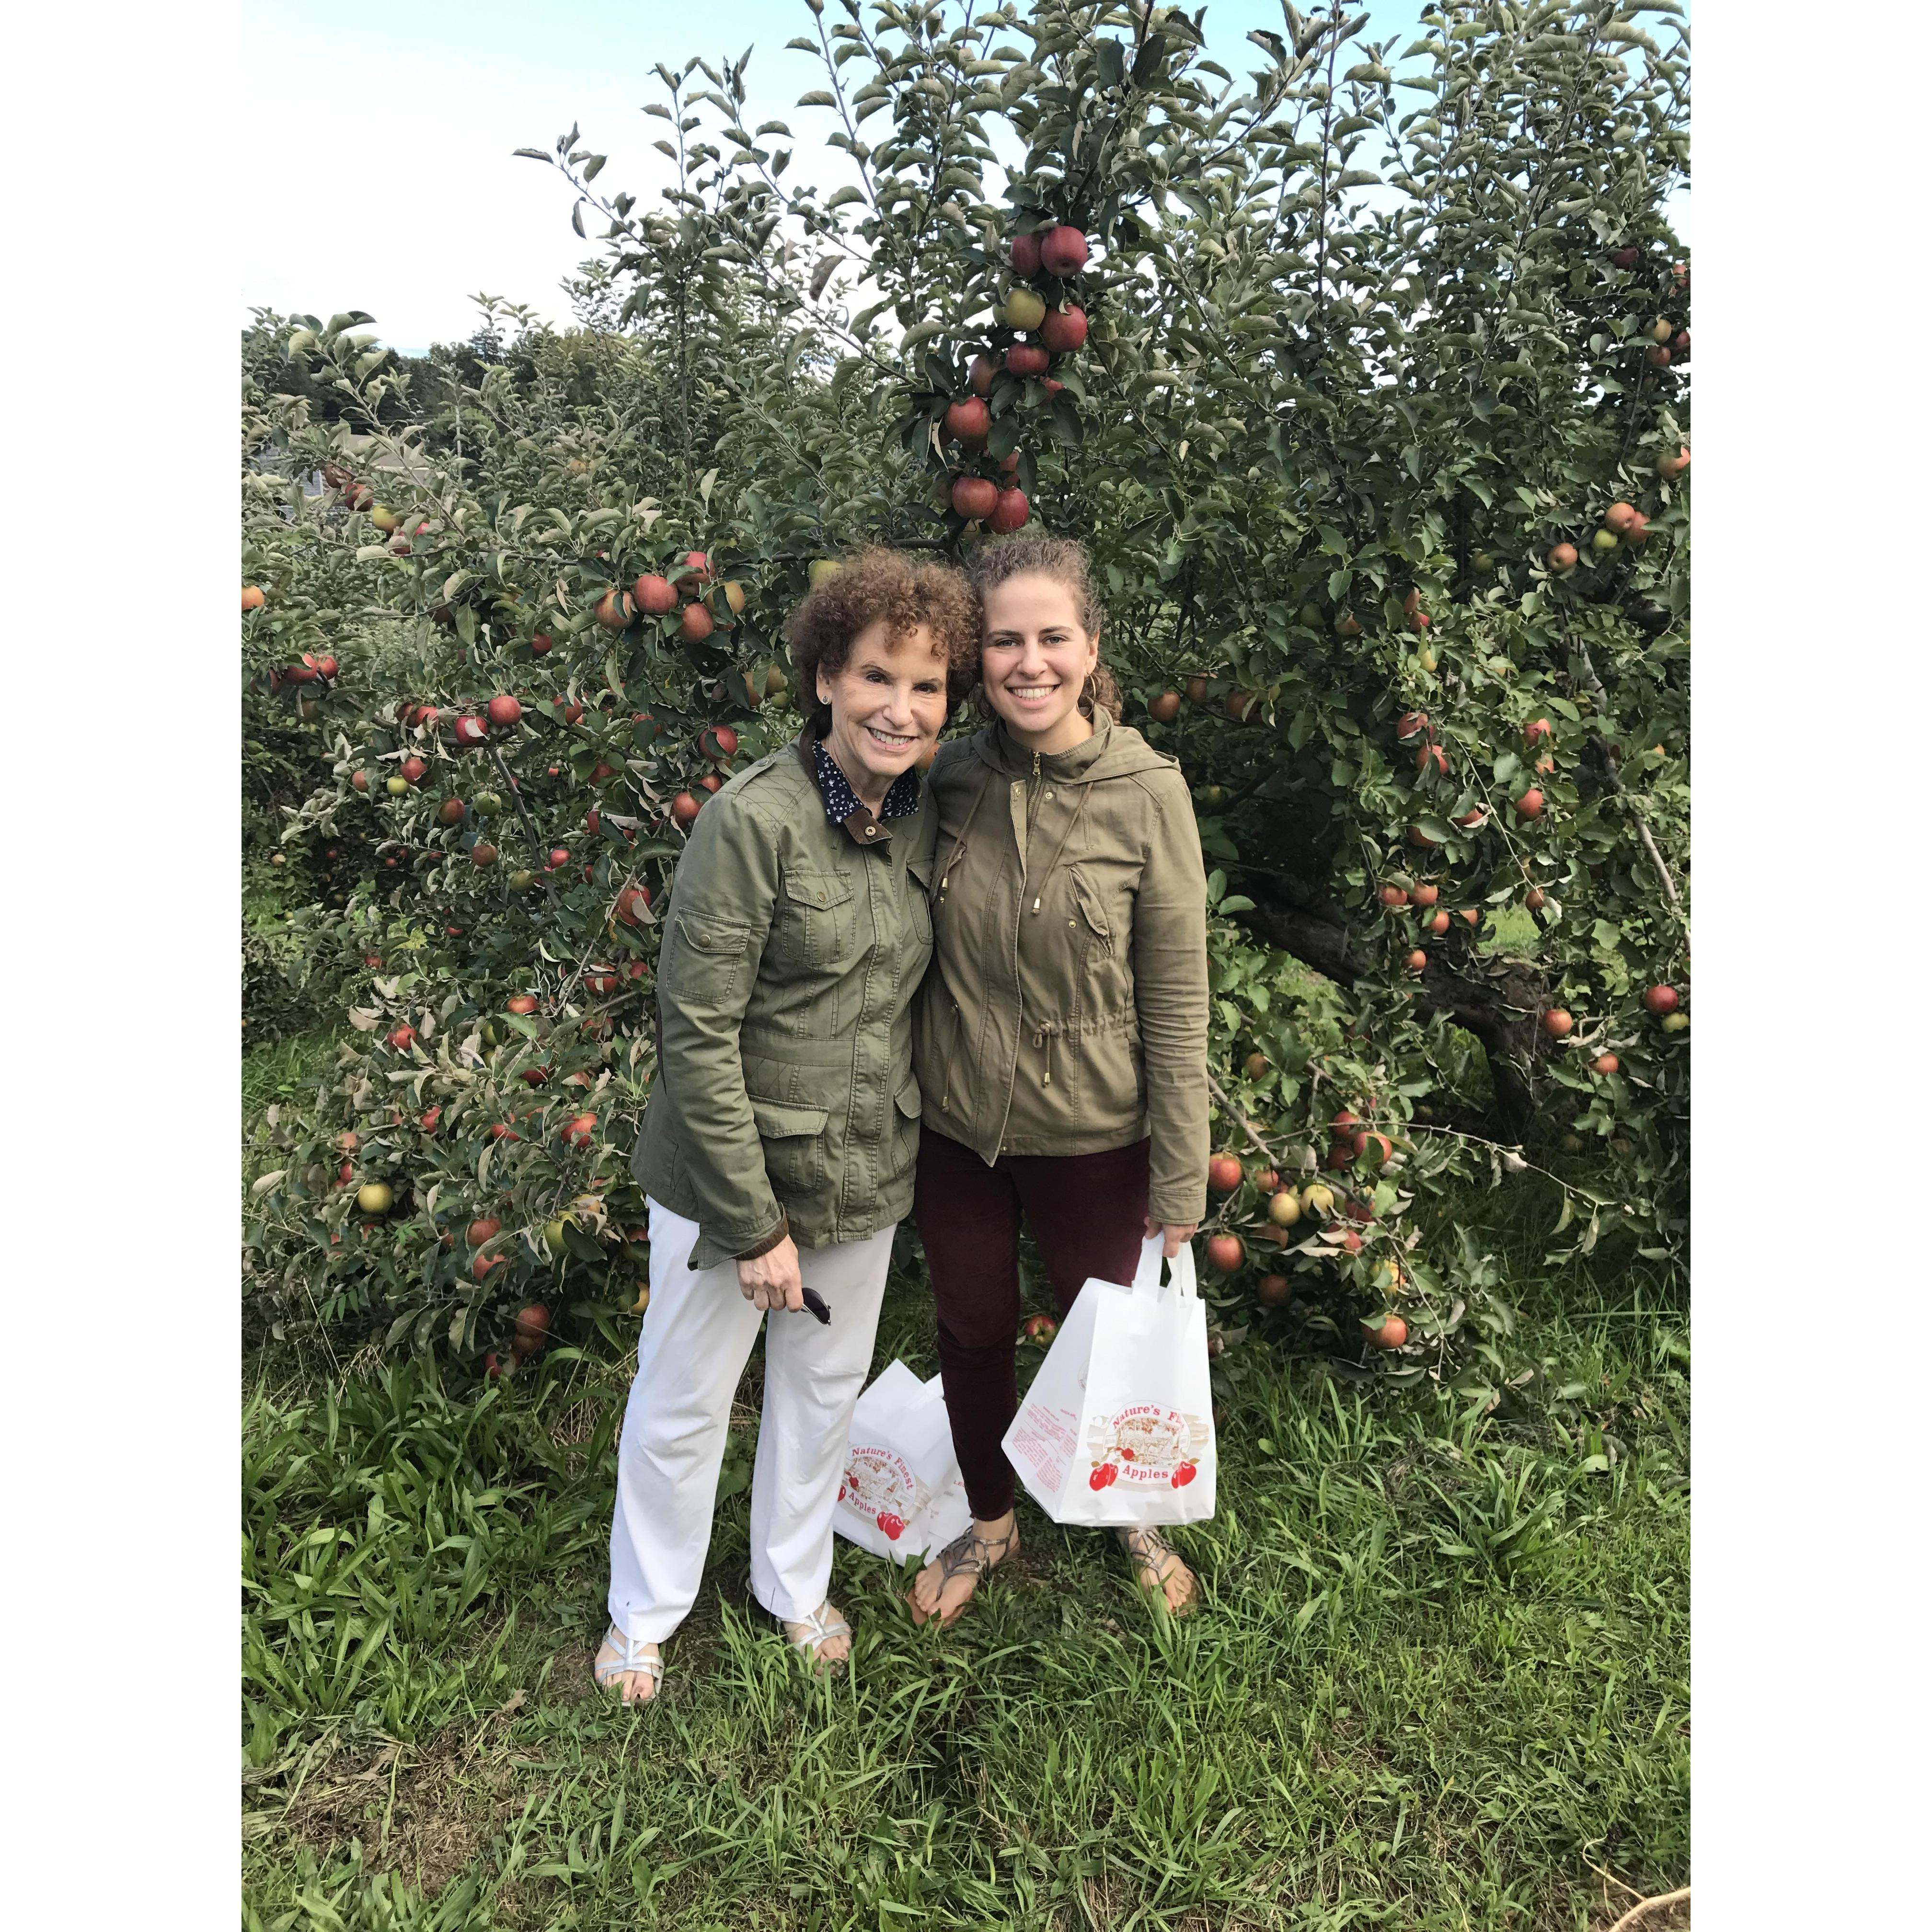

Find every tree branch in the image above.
[1232,870,1543,1138]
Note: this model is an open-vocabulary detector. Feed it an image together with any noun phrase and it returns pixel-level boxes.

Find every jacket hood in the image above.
[971,715,1174,785]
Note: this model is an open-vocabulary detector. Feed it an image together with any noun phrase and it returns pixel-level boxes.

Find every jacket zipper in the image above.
[1029,749,1044,911]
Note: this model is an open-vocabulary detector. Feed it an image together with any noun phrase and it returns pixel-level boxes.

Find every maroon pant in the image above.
[913,1126,1151,1520]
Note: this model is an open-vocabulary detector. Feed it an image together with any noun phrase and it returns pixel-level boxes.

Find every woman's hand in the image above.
[1145,1218,1199,1260]
[737,1236,805,1312]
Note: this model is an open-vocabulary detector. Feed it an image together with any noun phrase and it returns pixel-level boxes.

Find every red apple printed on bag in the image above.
[876,1511,905,1541]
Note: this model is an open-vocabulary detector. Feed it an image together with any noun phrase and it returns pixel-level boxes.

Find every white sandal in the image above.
[593,1624,665,1700]
[782,1601,853,1668]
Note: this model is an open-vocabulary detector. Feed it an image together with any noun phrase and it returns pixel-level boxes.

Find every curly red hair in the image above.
[786,549,980,734]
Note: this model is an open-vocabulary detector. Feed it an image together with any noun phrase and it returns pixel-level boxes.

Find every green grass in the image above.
[242,1202,1688,1932]
[244,1025,345,1112]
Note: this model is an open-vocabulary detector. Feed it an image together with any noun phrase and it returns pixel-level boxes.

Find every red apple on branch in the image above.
[1205,1234,1245,1274]
[633,574,676,615]
[989,488,1029,533]
[1039,303,1088,353]
[944,397,990,444]
[1040,225,1089,276]
[952,475,999,521]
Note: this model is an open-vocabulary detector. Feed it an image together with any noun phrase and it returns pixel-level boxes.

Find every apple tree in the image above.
[245,0,1689,1399]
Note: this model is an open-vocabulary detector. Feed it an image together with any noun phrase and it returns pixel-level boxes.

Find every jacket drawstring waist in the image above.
[1030,1019,1060,1087]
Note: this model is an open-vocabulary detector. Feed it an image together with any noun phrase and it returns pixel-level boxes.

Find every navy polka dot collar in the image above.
[811,734,922,840]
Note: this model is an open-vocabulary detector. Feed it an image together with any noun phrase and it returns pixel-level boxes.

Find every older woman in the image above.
[908,534,1211,1627]
[597,550,978,1702]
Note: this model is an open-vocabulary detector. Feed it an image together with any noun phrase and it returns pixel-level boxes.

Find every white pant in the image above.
[606,1199,894,1642]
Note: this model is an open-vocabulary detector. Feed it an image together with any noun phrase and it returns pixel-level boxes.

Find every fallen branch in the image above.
[1603,1886,1690,1932]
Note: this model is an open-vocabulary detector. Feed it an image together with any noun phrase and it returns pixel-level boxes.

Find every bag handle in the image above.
[1129,1231,1198,1300]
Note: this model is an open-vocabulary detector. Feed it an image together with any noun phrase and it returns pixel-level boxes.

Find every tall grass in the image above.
[242,1223,1687,1932]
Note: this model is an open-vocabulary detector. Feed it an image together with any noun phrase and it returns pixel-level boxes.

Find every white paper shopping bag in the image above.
[1002,1235,1217,1527]
[833,1360,972,1561]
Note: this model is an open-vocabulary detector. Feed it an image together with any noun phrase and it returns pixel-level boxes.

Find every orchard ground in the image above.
[243,1070,1688,1932]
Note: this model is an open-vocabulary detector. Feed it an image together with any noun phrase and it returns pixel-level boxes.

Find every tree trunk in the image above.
[1234,871,1543,1140]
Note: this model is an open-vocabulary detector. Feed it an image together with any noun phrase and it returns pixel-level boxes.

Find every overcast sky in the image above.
[242,0,1687,353]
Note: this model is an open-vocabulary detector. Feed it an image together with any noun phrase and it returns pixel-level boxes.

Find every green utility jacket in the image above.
[631,736,938,1269]
[913,717,1210,1227]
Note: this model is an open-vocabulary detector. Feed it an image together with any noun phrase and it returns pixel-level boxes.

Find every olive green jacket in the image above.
[913,717,1210,1226]
[631,736,938,1269]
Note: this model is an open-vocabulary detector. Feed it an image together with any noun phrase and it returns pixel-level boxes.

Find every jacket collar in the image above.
[794,727,922,848]
[972,714,1166,784]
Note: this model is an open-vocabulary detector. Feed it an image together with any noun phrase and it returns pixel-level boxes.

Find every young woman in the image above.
[908,535,1211,1626]
[597,550,979,1702]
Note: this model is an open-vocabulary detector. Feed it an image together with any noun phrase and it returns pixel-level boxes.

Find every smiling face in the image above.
[978,571,1101,755]
[816,621,953,808]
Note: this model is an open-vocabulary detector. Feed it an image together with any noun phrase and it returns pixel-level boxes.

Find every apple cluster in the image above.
[1198,1145,1410,1354]
[943,222,1093,532]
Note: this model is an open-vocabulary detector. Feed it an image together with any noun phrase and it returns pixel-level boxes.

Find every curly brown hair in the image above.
[786,549,981,735]
[965,535,1122,723]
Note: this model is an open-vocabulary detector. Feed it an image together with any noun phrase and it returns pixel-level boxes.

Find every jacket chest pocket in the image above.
[777,869,858,970]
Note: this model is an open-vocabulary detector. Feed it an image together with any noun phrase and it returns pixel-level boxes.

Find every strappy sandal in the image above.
[592,1625,665,1702]
[1116,1526,1198,1618]
[908,1521,1021,1628]
[782,1601,853,1670]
